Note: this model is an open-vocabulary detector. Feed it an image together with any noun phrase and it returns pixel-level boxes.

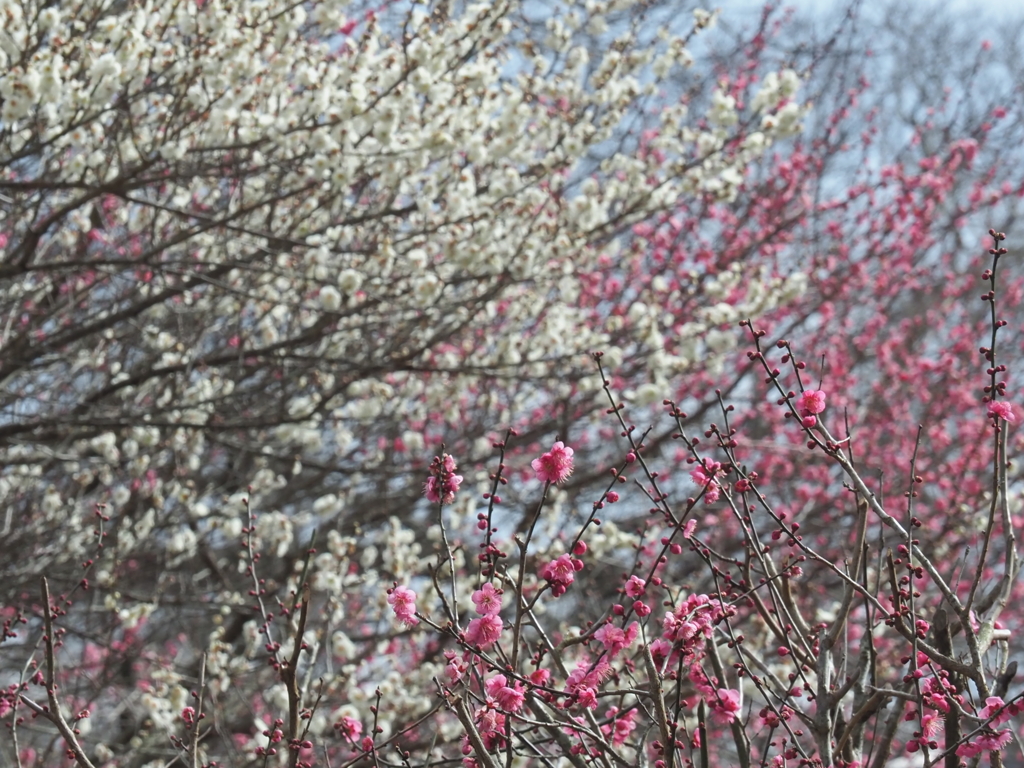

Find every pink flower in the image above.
[690,460,722,504]
[486,675,525,712]
[957,729,1012,757]
[424,453,463,504]
[690,459,721,485]
[797,389,827,415]
[981,696,1012,725]
[988,400,1016,423]
[333,715,362,741]
[541,554,576,581]
[649,638,672,665]
[920,713,942,739]
[662,594,725,662]
[710,688,742,724]
[540,554,579,596]
[476,707,505,739]
[625,575,646,597]
[485,674,508,698]
[602,707,637,746]
[532,441,574,484]
[445,653,468,683]
[703,481,721,504]
[386,585,419,626]
[471,583,503,615]
[566,656,612,693]
[495,685,525,712]
[425,475,463,503]
[574,686,598,710]
[529,669,550,687]
[465,614,503,648]
[593,621,639,655]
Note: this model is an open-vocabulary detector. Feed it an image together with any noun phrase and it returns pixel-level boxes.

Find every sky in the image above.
[714,0,1024,27]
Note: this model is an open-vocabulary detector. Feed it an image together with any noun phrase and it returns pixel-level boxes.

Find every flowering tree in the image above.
[4,0,1024,766]
[0,0,804,593]
[6,229,1021,766]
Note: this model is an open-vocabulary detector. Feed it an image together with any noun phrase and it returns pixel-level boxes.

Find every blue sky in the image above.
[716,0,1023,23]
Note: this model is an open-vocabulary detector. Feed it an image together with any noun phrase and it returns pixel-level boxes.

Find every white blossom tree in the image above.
[0,0,804,590]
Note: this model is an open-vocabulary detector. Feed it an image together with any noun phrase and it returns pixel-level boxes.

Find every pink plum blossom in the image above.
[593,621,639,655]
[980,696,1012,726]
[540,553,582,596]
[494,684,525,712]
[444,650,468,682]
[471,583,503,615]
[574,686,598,709]
[603,708,637,746]
[386,585,418,626]
[690,460,722,504]
[531,441,574,484]
[797,389,827,415]
[465,614,503,648]
[957,729,1013,757]
[424,452,463,504]
[624,575,646,597]
[988,400,1016,423]
[333,715,363,741]
[529,669,551,687]
[710,688,742,724]
[485,674,525,712]
[484,674,508,698]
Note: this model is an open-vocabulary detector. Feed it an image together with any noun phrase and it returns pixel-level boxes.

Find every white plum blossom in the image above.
[319,285,342,311]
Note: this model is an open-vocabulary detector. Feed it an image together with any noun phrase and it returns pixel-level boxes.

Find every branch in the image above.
[27,578,98,768]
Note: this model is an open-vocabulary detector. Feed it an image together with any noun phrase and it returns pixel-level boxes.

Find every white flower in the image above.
[709,90,737,127]
[320,285,341,311]
[406,248,428,271]
[752,71,780,113]
[338,268,363,294]
[632,382,662,406]
[412,274,442,306]
[779,68,801,97]
[332,631,356,659]
[89,52,121,81]
[313,493,340,515]
[38,7,61,30]
[42,486,63,515]
[693,8,717,29]
[705,328,736,355]
[167,527,197,556]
